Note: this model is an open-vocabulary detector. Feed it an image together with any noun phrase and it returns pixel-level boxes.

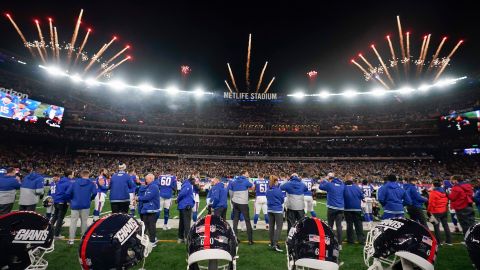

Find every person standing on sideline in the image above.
[158,170,177,230]
[302,173,317,217]
[93,168,109,221]
[378,174,412,219]
[50,170,73,239]
[319,172,345,249]
[0,167,21,215]
[360,179,375,228]
[448,175,475,235]
[177,177,195,243]
[128,169,139,217]
[267,175,284,252]
[253,173,269,230]
[403,177,428,226]
[19,167,46,211]
[66,170,96,245]
[474,181,480,215]
[343,175,365,244]
[110,164,135,214]
[427,180,452,245]
[229,170,254,245]
[443,179,462,233]
[281,173,307,232]
[44,174,60,219]
[208,177,228,220]
[138,173,160,246]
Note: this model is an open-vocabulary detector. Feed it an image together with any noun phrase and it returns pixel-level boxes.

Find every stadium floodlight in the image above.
[138,83,155,92]
[434,78,454,88]
[371,88,386,96]
[418,84,432,91]
[167,86,179,95]
[109,80,127,90]
[292,91,305,99]
[85,77,99,86]
[319,90,330,99]
[46,66,66,76]
[70,74,82,83]
[342,89,358,98]
[398,86,415,95]
[194,88,205,96]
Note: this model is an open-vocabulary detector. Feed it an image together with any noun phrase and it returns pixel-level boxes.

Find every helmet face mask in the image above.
[78,213,152,270]
[363,218,438,270]
[286,217,339,270]
[187,215,238,270]
[0,211,54,270]
[465,223,480,269]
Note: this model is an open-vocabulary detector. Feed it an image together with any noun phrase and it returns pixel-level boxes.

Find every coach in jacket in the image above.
[50,170,73,239]
[209,177,228,220]
[343,175,364,245]
[319,172,345,247]
[110,164,135,214]
[378,174,412,219]
[404,178,428,226]
[281,173,308,232]
[177,177,195,243]
[448,175,475,235]
[229,171,254,244]
[138,173,160,245]
[19,167,46,211]
[428,180,452,245]
[0,167,21,215]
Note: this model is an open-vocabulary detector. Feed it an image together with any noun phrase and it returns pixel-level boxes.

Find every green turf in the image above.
[10,193,478,269]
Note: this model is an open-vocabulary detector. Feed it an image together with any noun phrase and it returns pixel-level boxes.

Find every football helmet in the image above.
[364,217,438,270]
[42,196,53,208]
[78,213,152,270]
[187,214,238,270]
[465,223,480,270]
[0,211,54,270]
[286,217,339,270]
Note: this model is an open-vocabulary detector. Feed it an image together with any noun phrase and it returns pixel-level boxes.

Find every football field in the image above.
[11,195,478,270]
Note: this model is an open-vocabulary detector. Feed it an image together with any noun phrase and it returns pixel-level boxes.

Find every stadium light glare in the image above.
[434,79,454,88]
[167,86,179,95]
[46,66,65,76]
[398,86,415,95]
[70,74,82,83]
[319,90,330,99]
[418,84,431,91]
[138,83,154,92]
[371,88,386,96]
[342,89,358,98]
[292,91,305,99]
[109,80,127,90]
[85,78,99,86]
[194,88,205,96]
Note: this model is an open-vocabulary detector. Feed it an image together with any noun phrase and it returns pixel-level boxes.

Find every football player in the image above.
[158,169,177,230]
[302,172,317,217]
[253,173,269,230]
[360,179,375,228]
[93,168,109,221]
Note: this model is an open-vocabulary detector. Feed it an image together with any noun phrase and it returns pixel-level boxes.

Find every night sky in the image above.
[2,0,478,94]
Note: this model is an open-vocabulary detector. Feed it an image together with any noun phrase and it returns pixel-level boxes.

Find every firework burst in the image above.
[351,16,463,88]
[225,34,275,93]
[5,9,132,80]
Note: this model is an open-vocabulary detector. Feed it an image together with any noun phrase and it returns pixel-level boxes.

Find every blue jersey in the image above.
[278,179,287,197]
[48,181,56,196]
[95,175,109,194]
[0,102,16,118]
[361,184,374,198]
[302,178,314,196]
[158,174,177,199]
[254,179,269,196]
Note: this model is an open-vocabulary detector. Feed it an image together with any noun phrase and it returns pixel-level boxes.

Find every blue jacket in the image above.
[403,183,427,208]
[209,182,228,209]
[344,181,364,211]
[19,172,45,206]
[378,181,412,214]
[0,175,21,205]
[138,182,160,214]
[137,184,147,213]
[228,176,253,205]
[52,177,71,203]
[267,185,284,213]
[178,180,195,210]
[66,178,96,210]
[280,176,307,195]
[319,178,345,210]
[109,171,135,202]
